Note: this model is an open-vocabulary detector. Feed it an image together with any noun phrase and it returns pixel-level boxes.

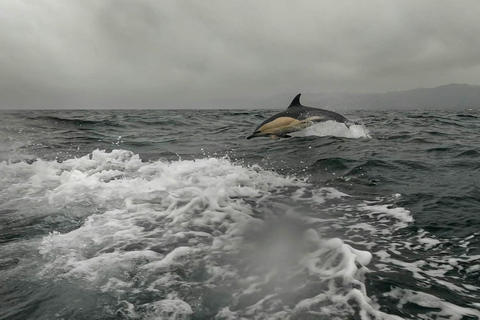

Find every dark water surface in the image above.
[1,109,479,319]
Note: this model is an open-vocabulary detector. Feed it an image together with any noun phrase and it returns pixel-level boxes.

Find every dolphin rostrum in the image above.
[247,94,352,140]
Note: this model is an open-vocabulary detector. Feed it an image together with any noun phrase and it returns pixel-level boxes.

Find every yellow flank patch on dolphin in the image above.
[258,117,301,133]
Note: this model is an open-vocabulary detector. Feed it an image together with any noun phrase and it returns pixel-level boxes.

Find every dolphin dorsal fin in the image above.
[288,94,302,108]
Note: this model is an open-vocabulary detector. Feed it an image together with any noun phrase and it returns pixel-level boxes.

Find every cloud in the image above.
[1,0,480,108]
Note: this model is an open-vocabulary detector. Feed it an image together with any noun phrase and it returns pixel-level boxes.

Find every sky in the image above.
[1,0,480,109]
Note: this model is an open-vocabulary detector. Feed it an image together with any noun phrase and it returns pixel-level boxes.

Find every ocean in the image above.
[0,109,479,320]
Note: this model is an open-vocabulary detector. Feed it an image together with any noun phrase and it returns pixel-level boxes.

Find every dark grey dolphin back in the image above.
[285,94,349,123]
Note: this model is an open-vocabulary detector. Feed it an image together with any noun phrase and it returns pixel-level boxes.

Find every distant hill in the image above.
[210,83,480,110]
[310,84,480,110]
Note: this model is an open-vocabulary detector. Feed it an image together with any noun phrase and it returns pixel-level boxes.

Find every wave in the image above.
[1,150,478,319]
[0,150,397,319]
[37,115,125,129]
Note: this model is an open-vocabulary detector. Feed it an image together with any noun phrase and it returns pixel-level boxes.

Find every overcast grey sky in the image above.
[1,0,480,109]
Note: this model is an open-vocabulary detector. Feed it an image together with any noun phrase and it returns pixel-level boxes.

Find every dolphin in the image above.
[247,94,352,140]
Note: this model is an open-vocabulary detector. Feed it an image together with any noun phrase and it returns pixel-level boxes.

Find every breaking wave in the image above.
[1,149,478,319]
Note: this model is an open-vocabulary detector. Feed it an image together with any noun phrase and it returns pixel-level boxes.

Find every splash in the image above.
[0,149,422,319]
[290,120,371,139]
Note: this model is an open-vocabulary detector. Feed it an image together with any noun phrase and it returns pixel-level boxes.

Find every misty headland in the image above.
[245,83,480,111]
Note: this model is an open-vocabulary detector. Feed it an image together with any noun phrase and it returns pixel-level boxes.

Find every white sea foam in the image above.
[7,150,377,318]
[386,288,480,320]
[358,202,413,230]
[2,149,474,319]
[290,120,371,139]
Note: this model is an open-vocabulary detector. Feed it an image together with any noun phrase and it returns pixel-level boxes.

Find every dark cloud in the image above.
[1,0,480,109]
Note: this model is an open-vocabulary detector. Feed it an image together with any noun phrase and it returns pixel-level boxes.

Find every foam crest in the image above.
[2,149,413,319]
[37,150,299,272]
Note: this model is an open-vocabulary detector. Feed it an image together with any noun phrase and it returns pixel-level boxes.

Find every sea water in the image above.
[0,109,479,319]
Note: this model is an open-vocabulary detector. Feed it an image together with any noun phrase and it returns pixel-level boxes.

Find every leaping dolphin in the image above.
[247,94,352,140]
